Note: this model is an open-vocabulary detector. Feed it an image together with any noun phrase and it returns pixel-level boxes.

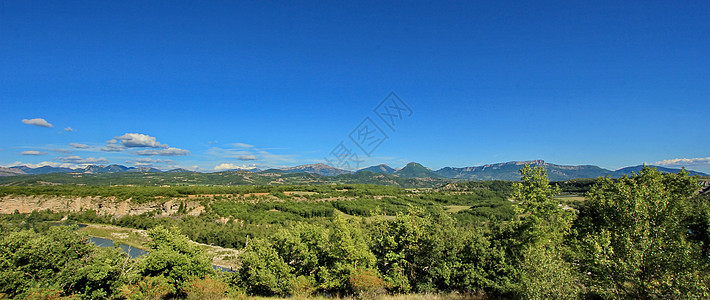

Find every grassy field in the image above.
[444,205,471,213]
[554,195,586,202]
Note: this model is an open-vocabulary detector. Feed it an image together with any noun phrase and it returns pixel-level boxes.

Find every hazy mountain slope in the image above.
[357,164,395,174]
[436,160,617,181]
[280,163,351,176]
[615,165,708,176]
[0,167,26,176]
[11,166,76,174]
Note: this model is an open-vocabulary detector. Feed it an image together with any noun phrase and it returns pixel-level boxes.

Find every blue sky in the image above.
[1,1,709,173]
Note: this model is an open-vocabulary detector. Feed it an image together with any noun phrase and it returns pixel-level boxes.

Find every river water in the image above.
[87,235,233,272]
[88,236,148,258]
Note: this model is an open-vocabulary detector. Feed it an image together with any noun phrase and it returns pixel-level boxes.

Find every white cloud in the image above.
[114,133,167,148]
[135,158,173,164]
[135,147,190,156]
[51,149,72,153]
[69,143,90,149]
[126,158,175,167]
[104,133,188,156]
[22,118,53,128]
[254,149,297,164]
[214,163,258,171]
[64,127,75,132]
[59,156,109,164]
[20,150,48,155]
[655,157,710,166]
[205,145,297,169]
[232,143,253,148]
[101,144,124,152]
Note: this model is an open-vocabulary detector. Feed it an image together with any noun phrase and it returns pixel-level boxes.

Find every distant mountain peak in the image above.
[394,162,441,178]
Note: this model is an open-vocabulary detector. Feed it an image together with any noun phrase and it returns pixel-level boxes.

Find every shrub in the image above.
[290,275,316,298]
[119,276,174,300]
[349,268,386,299]
[184,277,229,300]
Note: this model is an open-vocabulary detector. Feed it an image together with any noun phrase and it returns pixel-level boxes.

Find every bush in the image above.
[290,275,316,298]
[237,239,294,296]
[184,277,229,300]
[119,276,174,300]
[349,268,386,299]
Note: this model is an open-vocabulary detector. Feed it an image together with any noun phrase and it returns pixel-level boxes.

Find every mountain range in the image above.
[1,160,707,180]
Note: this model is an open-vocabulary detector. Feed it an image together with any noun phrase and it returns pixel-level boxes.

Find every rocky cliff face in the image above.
[0,195,204,218]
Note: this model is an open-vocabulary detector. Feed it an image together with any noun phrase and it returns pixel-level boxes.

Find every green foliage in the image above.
[510,164,580,299]
[0,226,127,299]
[290,275,317,298]
[453,197,515,224]
[577,167,710,298]
[369,209,511,295]
[687,195,710,257]
[349,268,386,299]
[553,178,598,194]
[119,276,174,300]
[2,170,708,298]
[138,226,214,295]
[236,238,294,296]
[319,214,378,292]
[183,276,230,300]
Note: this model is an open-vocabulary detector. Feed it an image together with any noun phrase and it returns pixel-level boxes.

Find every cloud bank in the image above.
[214,163,258,171]
[136,147,190,156]
[59,156,109,164]
[20,151,48,155]
[655,157,710,167]
[22,118,53,128]
[114,133,167,148]
[102,133,189,156]
[69,143,89,149]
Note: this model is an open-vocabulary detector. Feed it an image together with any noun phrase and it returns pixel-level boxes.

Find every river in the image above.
[87,235,233,272]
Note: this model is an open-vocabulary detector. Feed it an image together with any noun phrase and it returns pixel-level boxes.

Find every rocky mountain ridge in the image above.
[3,160,707,180]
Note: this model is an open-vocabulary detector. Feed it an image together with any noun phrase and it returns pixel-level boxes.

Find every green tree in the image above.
[578,167,710,298]
[137,226,214,295]
[236,238,294,296]
[0,226,127,299]
[319,213,378,293]
[509,164,580,299]
[369,209,508,294]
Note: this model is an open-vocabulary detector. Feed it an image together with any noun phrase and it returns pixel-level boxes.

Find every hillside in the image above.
[433,160,705,181]
[357,164,395,174]
[434,160,614,181]
[280,163,351,176]
[0,168,448,188]
[394,162,442,178]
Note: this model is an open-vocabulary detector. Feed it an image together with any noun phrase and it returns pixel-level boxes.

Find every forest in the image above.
[1,166,709,299]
